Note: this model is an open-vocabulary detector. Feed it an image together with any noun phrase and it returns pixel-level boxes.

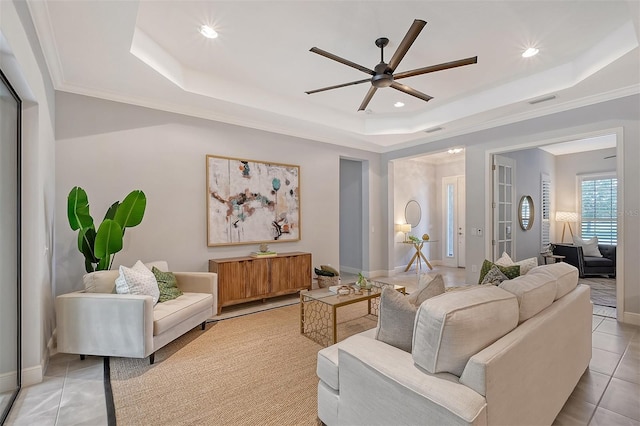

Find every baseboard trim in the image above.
[21,365,43,387]
[622,311,640,326]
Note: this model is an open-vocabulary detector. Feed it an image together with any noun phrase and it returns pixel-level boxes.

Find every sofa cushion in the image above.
[495,251,539,275]
[412,286,519,377]
[316,328,376,392]
[528,263,579,300]
[83,269,119,293]
[499,269,557,322]
[115,260,160,305]
[153,292,213,335]
[572,235,602,257]
[478,259,520,284]
[152,267,184,303]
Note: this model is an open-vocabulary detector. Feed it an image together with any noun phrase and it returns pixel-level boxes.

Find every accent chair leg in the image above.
[149,353,155,365]
[80,355,86,360]
[201,321,206,330]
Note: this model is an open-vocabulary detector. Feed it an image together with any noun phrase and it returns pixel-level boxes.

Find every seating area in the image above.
[56,261,217,364]
[317,263,592,425]
[553,243,616,278]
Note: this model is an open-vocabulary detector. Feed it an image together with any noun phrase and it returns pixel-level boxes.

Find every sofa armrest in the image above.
[56,292,154,358]
[173,272,218,314]
[598,244,616,263]
[334,334,487,425]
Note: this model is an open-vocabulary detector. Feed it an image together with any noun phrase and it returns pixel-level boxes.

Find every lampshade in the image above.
[555,211,578,222]
[400,224,412,233]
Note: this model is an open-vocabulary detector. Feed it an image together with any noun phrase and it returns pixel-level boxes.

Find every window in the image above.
[579,174,617,244]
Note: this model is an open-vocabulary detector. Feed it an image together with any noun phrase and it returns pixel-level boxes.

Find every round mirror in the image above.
[518,195,535,231]
[404,200,422,228]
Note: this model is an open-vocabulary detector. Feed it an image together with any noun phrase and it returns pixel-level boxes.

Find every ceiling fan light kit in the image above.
[306,19,478,111]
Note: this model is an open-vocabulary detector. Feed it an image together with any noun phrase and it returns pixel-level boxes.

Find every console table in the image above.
[403,240,437,272]
[209,251,311,315]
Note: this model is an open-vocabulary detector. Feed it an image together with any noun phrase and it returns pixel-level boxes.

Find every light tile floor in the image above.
[6,266,639,425]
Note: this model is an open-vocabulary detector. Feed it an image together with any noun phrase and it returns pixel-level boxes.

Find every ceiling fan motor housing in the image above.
[372,63,394,87]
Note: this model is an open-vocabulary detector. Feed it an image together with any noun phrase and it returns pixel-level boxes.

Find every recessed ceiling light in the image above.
[447,148,463,154]
[522,47,539,58]
[394,101,405,108]
[199,25,218,39]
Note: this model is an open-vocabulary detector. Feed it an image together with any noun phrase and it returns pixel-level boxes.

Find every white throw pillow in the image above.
[115,260,160,305]
[494,251,513,267]
[572,235,602,257]
[494,251,538,274]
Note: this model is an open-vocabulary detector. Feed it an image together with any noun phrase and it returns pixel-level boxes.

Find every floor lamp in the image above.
[556,211,578,243]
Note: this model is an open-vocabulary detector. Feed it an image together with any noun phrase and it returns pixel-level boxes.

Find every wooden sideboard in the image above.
[209,251,312,314]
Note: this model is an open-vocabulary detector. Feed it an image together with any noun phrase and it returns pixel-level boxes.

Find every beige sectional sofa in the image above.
[56,261,217,364]
[317,262,592,426]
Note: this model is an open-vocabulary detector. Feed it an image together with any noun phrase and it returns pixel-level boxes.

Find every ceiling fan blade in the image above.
[387,19,427,72]
[310,47,375,75]
[358,86,378,111]
[394,56,478,80]
[390,82,433,102]
[306,78,371,95]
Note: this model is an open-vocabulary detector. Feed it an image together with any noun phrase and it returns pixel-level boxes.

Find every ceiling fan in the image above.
[306,19,478,111]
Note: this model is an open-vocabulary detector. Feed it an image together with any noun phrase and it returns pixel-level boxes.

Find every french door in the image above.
[492,155,515,260]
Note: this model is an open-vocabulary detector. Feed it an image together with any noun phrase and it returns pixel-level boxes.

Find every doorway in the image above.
[339,158,366,275]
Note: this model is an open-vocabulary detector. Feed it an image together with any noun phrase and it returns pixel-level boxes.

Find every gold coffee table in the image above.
[300,282,405,347]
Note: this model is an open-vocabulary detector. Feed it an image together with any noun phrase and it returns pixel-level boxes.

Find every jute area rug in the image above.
[109,303,375,426]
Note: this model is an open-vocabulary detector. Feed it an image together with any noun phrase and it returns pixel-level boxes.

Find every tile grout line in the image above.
[586,338,634,426]
[53,359,70,426]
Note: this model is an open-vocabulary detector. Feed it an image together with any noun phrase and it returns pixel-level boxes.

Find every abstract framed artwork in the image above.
[206,155,301,246]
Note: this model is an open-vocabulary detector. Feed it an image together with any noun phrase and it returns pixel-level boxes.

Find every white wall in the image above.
[54,92,383,295]
[1,0,57,385]
[383,94,640,324]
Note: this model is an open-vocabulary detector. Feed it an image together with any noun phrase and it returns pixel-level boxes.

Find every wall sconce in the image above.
[395,223,412,242]
[555,211,578,243]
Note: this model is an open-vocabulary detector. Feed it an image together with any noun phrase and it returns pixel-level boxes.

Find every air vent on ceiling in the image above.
[528,95,557,105]
[425,126,443,133]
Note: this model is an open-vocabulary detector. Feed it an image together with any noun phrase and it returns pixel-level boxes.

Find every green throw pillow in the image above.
[152,267,183,303]
[478,259,520,284]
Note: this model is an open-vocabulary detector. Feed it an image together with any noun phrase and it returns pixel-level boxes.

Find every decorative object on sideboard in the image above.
[315,265,339,288]
[206,154,300,246]
[555,211,578,243]
[67,186,146,273]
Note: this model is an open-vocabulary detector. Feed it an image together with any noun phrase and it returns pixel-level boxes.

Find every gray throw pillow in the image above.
[375,287,417,352]
[481,265,509,285]
[407,274,446,305]
[375,274,446,352]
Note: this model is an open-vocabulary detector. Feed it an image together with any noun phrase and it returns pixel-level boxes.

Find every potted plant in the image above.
[67,186,146,273]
